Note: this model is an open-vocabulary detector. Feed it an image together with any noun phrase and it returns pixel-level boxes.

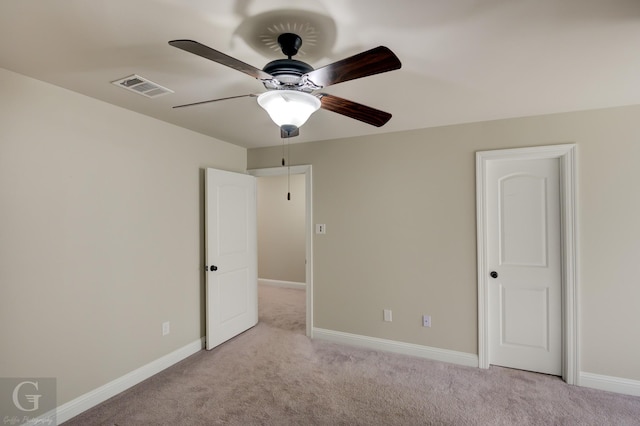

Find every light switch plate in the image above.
[422,315,431,328]
[384,309,392,322]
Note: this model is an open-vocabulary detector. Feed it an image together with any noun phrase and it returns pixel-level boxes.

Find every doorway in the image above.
[476,145,578,384]
[249,165,313,338]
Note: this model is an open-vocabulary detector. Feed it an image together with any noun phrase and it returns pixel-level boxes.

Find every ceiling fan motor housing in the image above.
[261,32,321,91]
[262,58,316,90]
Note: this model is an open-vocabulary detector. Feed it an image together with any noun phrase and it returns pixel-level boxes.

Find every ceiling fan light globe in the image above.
[257,90,321,128]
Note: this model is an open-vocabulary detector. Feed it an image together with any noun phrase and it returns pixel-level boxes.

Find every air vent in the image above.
[111,74,173,98]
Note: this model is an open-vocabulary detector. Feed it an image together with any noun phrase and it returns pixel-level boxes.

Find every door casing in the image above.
[476,144,578,384]
[248,165,313,338]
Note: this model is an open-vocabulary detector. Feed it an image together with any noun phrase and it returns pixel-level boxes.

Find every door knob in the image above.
[209,265,218,272]
[490,271,498,279]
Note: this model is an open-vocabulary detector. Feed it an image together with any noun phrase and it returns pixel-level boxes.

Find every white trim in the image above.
[44,338,204,425]
[579,372,640,397]
[259,278,306,290]
[475,144,579,384]
[249,165,314,338]
[560,145,579,385]
[313,328,478,368]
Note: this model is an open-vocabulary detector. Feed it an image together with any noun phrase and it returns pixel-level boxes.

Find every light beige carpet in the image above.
[64,284,640,425]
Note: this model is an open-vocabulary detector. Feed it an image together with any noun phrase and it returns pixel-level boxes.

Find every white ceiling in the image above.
[1,0,639,149]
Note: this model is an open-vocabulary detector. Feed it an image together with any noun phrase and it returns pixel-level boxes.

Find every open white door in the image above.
[205,168,257,350]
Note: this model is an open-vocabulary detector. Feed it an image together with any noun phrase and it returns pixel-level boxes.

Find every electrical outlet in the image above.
[162,321,170,336]
[422,315,431,328]
[315,224,326,234]
[384,309,392,322]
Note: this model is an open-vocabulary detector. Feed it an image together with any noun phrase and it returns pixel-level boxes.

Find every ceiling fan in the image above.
[169,33,402,138]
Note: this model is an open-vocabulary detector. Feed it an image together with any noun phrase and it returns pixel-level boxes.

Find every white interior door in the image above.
[205,168,257,350]
[487,157,562,375]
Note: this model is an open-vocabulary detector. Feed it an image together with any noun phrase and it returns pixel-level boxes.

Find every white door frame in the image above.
[476,144,578,384]
[248,165,314,338]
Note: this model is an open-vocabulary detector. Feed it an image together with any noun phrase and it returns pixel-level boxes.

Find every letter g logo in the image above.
[12,380,41,412]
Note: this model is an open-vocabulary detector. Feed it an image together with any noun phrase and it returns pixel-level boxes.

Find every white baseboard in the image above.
[313,328,478,368]
[579,372,640,397]
[36,338,205,425]
[259,278,305,290]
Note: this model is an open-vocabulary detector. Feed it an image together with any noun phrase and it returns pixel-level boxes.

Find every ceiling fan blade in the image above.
[305,46,401,88]
[173,94,258,109]
[317,93,392,127]
[169,40,273,81]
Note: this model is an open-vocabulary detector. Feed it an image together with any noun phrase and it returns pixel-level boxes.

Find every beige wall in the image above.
[257,174,306,283]
[0,68,246,404]
[3,60,639,407]
[248,105,640,381]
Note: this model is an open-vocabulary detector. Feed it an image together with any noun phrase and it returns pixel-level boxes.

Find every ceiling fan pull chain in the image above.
[281,138,286,166]
[287,139,291,201]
